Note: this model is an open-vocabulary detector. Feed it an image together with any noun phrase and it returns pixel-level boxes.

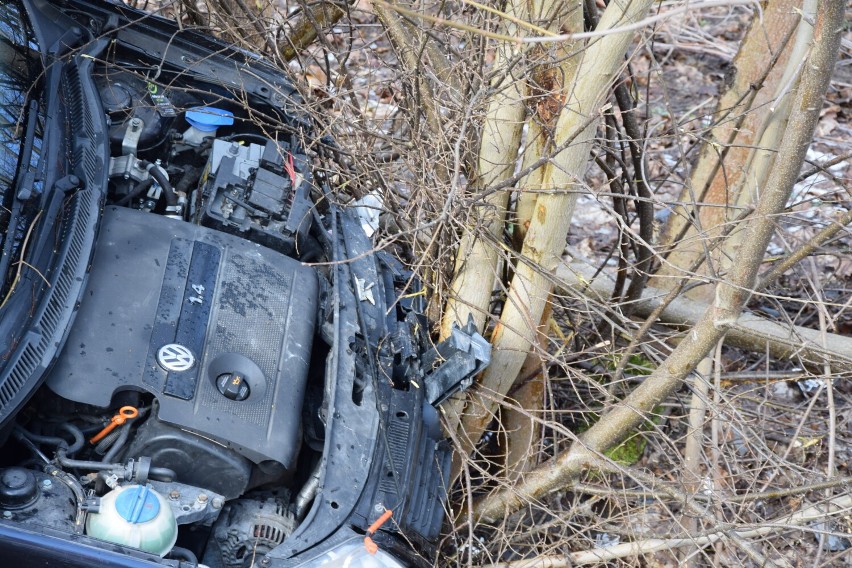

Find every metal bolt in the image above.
[374,503,384,514]
[196,493,208,504]
[260,558,270,566]
[130,118,141,132]
[169,490,181,501]
[212,497,224,509]
[41,479,52,489]
[2,511,11,519]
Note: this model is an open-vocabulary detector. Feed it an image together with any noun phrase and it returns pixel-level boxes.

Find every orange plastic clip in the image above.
[89,406,138,444]
[363,508,393,555]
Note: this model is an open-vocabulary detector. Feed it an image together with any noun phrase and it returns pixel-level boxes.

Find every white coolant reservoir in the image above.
[86,484,178,557]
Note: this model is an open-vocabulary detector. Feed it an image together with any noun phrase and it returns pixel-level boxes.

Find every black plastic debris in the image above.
[814,522,852,552]
[422,316,491,406]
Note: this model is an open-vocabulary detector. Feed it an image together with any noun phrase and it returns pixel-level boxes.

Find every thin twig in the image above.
[480,495,852,567]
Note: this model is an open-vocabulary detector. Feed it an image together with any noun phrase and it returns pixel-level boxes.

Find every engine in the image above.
[1,65,327,564]
[46,205,317,497]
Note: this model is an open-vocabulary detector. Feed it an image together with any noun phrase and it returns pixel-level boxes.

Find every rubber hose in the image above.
[115,177,154,206]
[12,431,51,464]
[94,428,122,455]
[149,467,177,482]
[56,448,177,483]
[60,423,85,455]
[140,161,177,206]
[175,165,200,195]
[56,448,121,472]
[14,426,68,450]
[101,423,131,464]
[167,546,198,565]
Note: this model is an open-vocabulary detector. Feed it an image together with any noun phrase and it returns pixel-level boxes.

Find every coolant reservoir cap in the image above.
[185,107,234,132]
[115,485,160,524]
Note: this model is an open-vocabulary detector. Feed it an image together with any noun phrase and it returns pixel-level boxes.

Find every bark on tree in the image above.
[555,260,852,373]
[439,2,528,344]
[499,0,584,480]
[513,1,584,248]
[280,2,346,61]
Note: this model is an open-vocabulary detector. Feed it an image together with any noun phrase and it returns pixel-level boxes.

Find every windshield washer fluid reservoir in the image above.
[86,484,177,557]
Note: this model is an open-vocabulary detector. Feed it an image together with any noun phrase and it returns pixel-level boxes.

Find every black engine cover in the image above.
[46,207,317,470]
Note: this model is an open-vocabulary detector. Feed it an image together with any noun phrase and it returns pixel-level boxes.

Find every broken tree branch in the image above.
[280,1,346,61]
[555,260,852,373]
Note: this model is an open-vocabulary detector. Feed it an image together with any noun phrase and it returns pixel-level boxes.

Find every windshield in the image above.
[0,0,44,300]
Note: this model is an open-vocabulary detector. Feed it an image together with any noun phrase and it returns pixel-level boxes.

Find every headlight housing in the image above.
[296,540,407,567]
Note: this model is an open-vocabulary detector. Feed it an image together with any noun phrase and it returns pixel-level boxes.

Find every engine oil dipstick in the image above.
[89,406,139,444]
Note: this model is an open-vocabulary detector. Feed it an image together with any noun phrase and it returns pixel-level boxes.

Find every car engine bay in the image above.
[3,52,331,565]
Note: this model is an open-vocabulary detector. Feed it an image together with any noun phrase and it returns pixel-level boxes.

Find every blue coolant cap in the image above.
[115,485,160,524]
[185,107,234,132]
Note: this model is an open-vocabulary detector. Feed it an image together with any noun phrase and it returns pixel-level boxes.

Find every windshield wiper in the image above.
[0,98,40,294]
[14,99,39,201]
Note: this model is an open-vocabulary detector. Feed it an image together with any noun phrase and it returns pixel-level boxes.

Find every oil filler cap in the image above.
[217,372,250,401]
[115,485,160,523]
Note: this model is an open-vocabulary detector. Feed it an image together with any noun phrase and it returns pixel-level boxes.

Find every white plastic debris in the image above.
[352,191,383,238]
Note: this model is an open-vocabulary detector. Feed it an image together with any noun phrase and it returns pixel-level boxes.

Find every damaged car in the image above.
[0,0,489,566]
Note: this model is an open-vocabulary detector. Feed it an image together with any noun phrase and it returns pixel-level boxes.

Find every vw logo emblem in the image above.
[157,344,196,372]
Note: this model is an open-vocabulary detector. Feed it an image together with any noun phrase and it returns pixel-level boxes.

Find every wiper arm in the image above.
[0,99,40,293]
[14,99,39,201]
[18,26,85,204]
[0,198,22,301]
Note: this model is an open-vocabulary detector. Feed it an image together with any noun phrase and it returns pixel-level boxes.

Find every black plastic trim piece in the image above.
[0,522,174,567]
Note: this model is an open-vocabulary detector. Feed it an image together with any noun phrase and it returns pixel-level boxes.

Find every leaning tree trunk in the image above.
[500,0,584,480]
[439,0,529,433]
[452,0,657,457]
[439,2,528,343]
[652,0,809,301]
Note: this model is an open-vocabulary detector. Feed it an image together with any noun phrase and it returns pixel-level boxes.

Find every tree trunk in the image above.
[439,0,529,432]
[439,1,528,341]
[280,2,345,61]
[554,260,852,373]
[454,0,657,455]
[653,0,804,300]
[513,0,584,249]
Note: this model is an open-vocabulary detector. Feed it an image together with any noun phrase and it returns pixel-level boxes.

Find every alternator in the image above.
[211,496,296,567]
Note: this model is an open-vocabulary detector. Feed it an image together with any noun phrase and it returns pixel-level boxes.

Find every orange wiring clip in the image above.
[89,406,138,444]
[364,508,393,555]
